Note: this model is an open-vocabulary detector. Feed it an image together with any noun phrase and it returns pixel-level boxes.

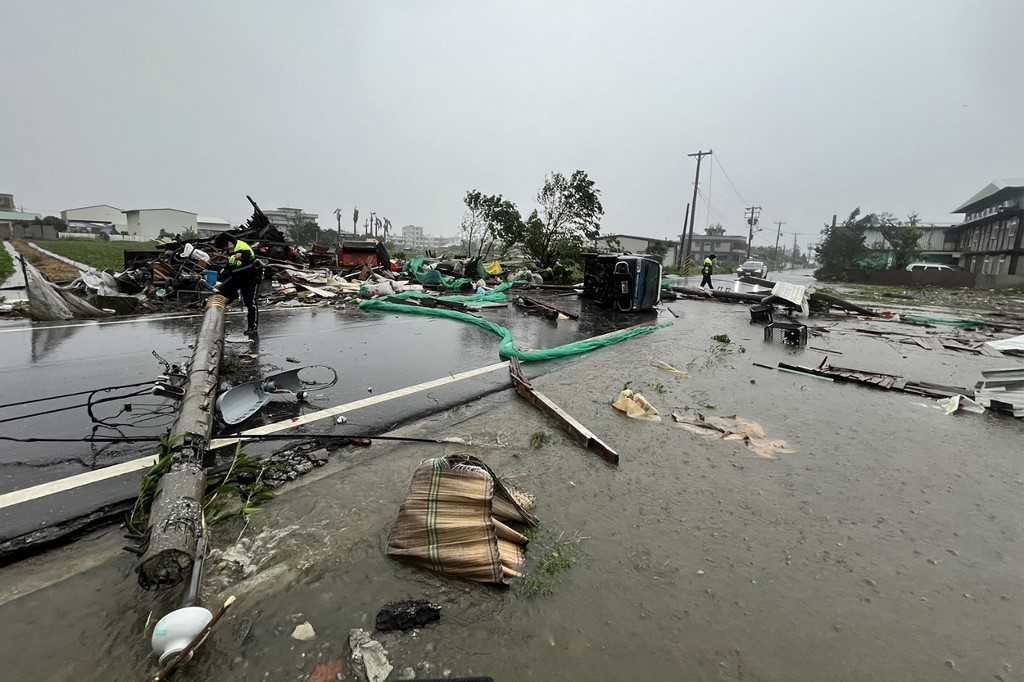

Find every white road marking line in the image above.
[0,456,157,510]
[0,305,321,334]
[0,361,509,509]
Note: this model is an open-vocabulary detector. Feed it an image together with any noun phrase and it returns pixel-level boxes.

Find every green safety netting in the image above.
[404,257,473,290]
[359,297,665,363]
[393,281,521,306]
[900,314,984,329]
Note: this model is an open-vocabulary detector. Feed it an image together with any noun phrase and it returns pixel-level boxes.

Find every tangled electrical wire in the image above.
[0,352,186,466]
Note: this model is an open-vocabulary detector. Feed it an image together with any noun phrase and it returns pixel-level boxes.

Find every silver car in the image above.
[736,260,768,277]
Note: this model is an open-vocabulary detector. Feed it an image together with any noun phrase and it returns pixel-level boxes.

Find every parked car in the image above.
[905,262,957,272]
[736,260,768,277]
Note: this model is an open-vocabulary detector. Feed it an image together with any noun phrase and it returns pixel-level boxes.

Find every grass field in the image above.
[33,239,158,271]
[0,243,12,282]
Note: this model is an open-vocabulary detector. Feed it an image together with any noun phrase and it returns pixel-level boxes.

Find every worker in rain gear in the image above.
[213,233,262,337]
[699,253,716,290]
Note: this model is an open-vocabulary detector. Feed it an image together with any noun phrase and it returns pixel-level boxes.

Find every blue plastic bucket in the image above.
[203,270,218,287]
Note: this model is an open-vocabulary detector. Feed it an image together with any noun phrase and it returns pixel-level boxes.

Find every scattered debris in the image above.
[764,321,808,346]
[652,360,688,379]
[671,411,794,459]
[386,455,538,584]
[937,394,985,415]
[511,359,619,464]
[611,388,661,422]
[777,358,968,398]
[514,294,579,320]
[217,366,338,425]
[291,621,316,641]
[973,367,1024,417]
[348,628,393,682]
[375,600,441,631]
[712,334,732,344]
[306,660,347,682]
[985,333,1024,356]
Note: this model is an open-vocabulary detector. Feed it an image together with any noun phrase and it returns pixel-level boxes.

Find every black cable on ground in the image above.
[0,381,154,410]
[0,433,469,446]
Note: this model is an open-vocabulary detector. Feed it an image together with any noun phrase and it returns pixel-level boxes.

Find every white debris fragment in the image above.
[291,621,316,641]
[349,628,393,682]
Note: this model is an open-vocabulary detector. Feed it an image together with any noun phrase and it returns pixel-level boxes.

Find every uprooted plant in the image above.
[516,528,587,598]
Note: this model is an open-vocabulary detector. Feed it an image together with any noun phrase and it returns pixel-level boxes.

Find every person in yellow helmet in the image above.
[213,233,262,337]
[700,253,716,290]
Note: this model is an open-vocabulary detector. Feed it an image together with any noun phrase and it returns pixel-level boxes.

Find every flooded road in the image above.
[1,289,1020,681]
[0,297,651,540]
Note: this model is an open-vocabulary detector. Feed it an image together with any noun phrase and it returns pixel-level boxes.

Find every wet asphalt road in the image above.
[0,294,653,540]
[2,276,1021,681]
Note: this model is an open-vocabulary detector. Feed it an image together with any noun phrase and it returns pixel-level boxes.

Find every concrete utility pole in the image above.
[676,202,690,269]
[684,150,712,271]
[745,205,762,258]
[773,221,786,267]
[138,295,226,588]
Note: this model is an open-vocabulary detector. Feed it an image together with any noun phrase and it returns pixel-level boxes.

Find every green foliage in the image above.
[814,209,871,280]
[34,239,157,271]
[712,334,731,344]
[516,529,584,598]
[520,170,604,268]
[530,431,550,449]
[288,215,321,246]
[461,190,524,259]
[646,240,670,261]
[876,212,923,270]
[126,434,180,535]
[0,241,12,282]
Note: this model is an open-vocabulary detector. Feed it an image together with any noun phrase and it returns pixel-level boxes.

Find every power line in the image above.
[713,154,748,206]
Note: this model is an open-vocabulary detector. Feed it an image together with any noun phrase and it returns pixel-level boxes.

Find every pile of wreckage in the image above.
[21,194,553,321]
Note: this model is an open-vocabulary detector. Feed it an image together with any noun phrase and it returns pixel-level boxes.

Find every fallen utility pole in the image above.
[509,358,619,465]
[138,295,226,589]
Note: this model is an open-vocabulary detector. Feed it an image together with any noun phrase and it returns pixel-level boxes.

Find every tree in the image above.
[518,170,603,268]
[814,209,871,280]
[877,212,922,270]
[460,190,523,259]
[288,212,320,245]
[705,223,726,236]
[646,240,670,261]
[352,207,359,234]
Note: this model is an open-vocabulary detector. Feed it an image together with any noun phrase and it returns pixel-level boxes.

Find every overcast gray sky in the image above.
[3,1,1021,249]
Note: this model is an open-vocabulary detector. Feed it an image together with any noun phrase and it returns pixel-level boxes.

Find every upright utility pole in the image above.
[676,202,690,269]
[744,205,762,258]
[773,220,785,267]
[792,233,799,267]
[684,150,712,271]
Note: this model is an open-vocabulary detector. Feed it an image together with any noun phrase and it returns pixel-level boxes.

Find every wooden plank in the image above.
[509,358,619,465]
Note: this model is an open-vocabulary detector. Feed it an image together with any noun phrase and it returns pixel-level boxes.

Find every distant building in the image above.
[263,207,319,233]
[599,233,748,267]
[951,179,1024,275]
[862,222,960,266]
[124,208,198,240]
[197,216,232,237]
[61,204,127,231]
[400,225,427,250]
[0,192,45,239]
